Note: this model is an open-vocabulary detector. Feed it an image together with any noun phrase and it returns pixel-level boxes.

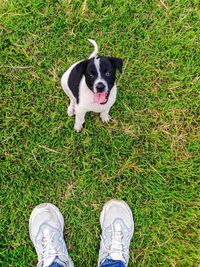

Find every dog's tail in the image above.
[88,39,98,59]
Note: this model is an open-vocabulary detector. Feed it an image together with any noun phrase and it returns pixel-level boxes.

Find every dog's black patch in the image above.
[68,60,88,103]
[99,57,117,90]
[84,58,98,91]
[85,56,122,93]
[107,57,123,73]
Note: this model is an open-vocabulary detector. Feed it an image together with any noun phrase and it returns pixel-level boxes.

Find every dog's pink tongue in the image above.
[94,92,107,104]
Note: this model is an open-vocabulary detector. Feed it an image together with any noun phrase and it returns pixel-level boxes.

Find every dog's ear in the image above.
[75,60,89,74]
[108,57,123,73]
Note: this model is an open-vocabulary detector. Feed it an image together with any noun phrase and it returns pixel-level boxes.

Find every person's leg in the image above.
[98,200,134,267]
[50,260,64,267]
[29,203,74,267]
[99,258,125,267]
[49,258,66,267]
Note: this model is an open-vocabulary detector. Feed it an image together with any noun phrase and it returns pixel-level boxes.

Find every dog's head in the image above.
[76,56,123,104]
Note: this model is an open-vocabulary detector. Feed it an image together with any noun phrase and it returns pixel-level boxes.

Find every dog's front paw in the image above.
[101,114,111,123]
[74,123,83,133]
[67,106,75,117]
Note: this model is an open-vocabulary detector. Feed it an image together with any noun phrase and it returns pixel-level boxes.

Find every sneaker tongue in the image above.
[43,256,66,267]
[41,228,67,267]
[43,256,56,267]
[110,252,125,262]
[109,223,126,263]
[94,92,107,104]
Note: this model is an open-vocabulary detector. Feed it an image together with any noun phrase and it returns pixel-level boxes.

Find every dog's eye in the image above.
[105,72,111,76]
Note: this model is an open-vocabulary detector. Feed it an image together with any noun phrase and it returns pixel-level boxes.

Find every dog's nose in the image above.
[96,82,105,92]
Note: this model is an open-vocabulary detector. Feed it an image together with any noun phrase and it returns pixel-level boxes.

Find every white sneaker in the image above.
[29,203,74,267]
[98,200,134,266]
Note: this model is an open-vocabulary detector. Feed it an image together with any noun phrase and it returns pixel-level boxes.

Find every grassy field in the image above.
[1,0,199,266]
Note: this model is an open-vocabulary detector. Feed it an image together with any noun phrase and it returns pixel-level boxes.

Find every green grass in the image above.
[1,0,199,266]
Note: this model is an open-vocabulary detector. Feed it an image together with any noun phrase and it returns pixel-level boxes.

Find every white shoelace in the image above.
[101,222,129,262]
[37,230,66,266]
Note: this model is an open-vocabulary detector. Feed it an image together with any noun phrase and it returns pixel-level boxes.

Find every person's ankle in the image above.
[52,256,68,267]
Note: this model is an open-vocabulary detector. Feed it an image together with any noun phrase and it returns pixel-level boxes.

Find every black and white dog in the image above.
[61,39,122,132]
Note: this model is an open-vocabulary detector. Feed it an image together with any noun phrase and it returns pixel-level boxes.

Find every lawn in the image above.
[0,0,199,266]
